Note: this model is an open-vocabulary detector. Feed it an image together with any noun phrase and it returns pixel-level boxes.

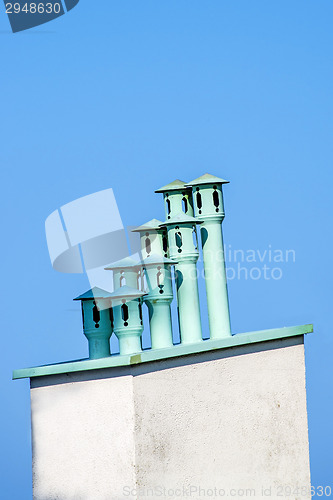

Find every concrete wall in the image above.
[30,336,311,500]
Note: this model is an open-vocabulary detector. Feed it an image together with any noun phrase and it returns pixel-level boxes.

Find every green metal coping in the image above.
[12,324,313,380]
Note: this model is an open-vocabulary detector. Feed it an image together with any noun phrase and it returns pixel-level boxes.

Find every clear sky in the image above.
[1,1,332,497]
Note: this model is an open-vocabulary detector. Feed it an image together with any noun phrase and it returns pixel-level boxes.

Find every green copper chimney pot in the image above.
[186,173,229,220]
[160,214,203,345]
[73,286,113,360]
[142,254,176,298]
[132,219,169,259]
[141,254,177,349]
[105,256,143,290]
[108,285,147,355]
[155,179,194,219]
[133,218,176,349]
[186,173,231,339]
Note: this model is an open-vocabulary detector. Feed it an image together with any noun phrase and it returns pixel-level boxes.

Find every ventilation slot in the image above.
[137,271,142,290]
[121,302,129,327]
[92,301,100,328]
[166,194,171,219]
[192,226,198,250]
[196,189,202,215]
[182,194,188,214]
[162,233,168,257]
[120,271,126,287]
[109,307,114,329]
[157,266,164,294]
[213,186,219,212]
[175,227,182,253]
[145,233,152,255]
[138,301,143,325]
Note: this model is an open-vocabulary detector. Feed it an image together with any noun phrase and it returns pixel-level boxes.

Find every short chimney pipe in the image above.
[108,286,147,355]
[73,287,113,360]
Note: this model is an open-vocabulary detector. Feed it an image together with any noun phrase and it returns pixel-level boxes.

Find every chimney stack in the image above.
[160,213,203,344]
[186,174,231,339]
[132,219,175,349]
[73,287,113,359]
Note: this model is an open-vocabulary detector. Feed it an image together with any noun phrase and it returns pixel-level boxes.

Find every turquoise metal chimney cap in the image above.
[186,173,229,186]
[141,253,177,267]
[160,213,203,226]
[108,285,147,300]
[73,286,112,301]
[131,219,164,232]
[155,179,189,193]
[104,256,142,270]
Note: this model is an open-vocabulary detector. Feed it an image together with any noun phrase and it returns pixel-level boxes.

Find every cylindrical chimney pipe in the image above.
[73,287,113,359]
[186,173,231,339]
[132,220,176,349]
[141,254,177,349]
[155,179,194,220]
[132,219,169,260]
[160,214,203,345]
[108,286,147,355]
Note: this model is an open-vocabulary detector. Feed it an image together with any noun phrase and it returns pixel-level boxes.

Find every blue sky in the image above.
[0,1,332,497]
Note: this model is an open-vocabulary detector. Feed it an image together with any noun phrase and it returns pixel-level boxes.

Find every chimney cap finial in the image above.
[186,173,229,187]
[155,179,189,193]
[104,256,142,271]
[131,218,164,232]
[108,285,147,300]
[141,253,178,266]
[160,213,203,227]
[73,286,112,301]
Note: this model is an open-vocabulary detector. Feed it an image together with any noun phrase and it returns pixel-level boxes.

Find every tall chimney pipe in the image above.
[186,174,231,339]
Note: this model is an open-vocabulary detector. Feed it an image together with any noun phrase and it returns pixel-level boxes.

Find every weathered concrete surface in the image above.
[31,372,137,500]
[30,336,311,500]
